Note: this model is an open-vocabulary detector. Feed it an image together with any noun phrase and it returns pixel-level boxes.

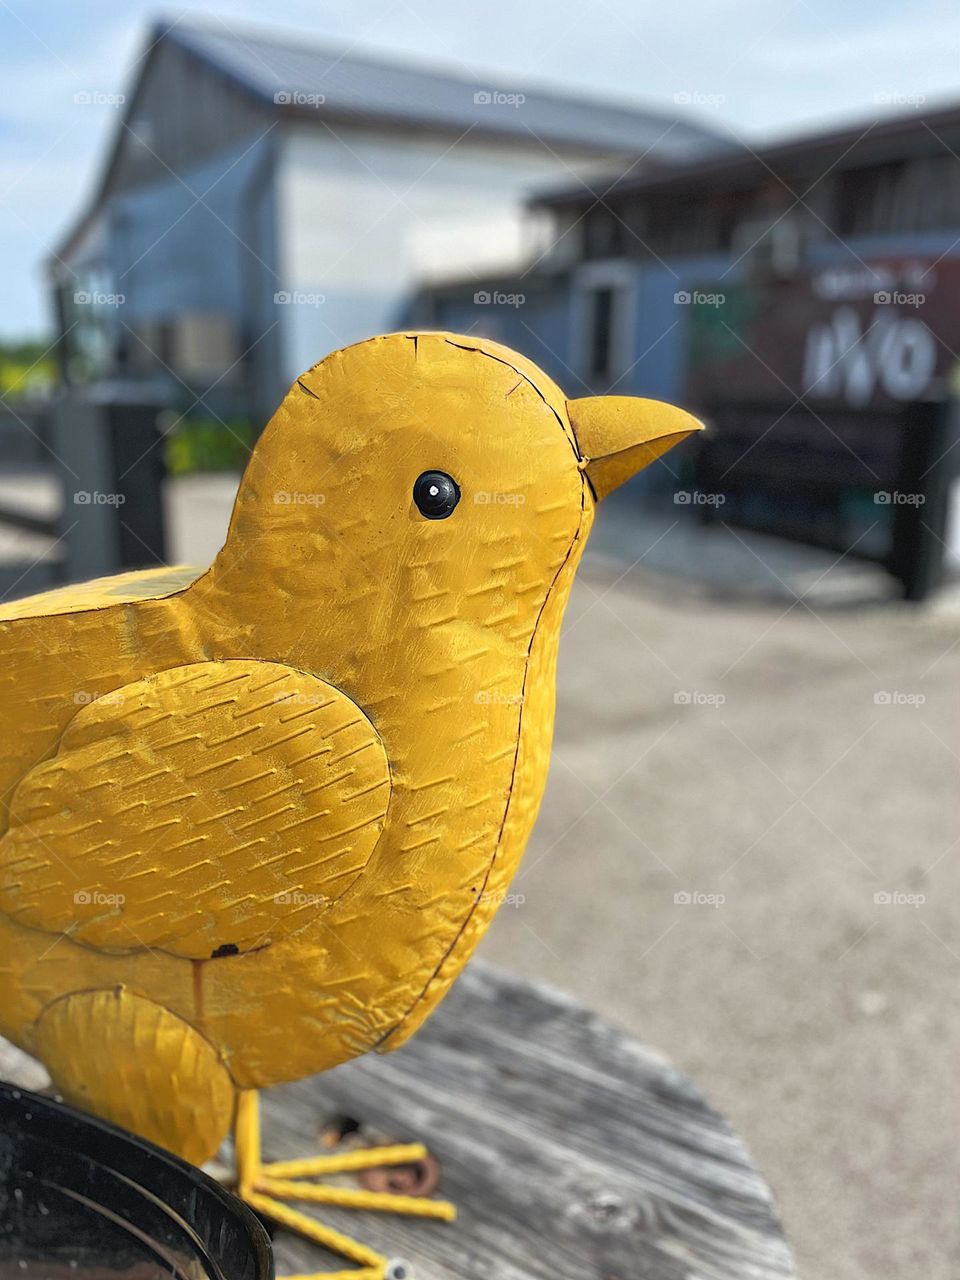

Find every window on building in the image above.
[583,208,624,260]
[575,272,635,388]
[589,286,615,379]
[58,269,120,385]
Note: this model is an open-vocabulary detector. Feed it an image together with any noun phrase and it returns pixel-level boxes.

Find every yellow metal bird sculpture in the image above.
[0,332,701,1276]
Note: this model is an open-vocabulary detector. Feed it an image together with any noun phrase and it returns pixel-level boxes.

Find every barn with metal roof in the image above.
[50,16,724,419]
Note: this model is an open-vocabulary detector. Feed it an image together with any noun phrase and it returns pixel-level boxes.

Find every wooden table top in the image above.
[259,962,796,1280]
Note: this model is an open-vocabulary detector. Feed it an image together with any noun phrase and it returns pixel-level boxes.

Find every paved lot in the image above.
[3,475,958,1280]
[482,499,960,1280]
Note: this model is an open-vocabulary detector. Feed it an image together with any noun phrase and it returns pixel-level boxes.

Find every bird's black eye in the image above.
[413,471,460,520]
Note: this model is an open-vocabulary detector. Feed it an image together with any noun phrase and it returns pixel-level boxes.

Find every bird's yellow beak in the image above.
[567,396,705,502]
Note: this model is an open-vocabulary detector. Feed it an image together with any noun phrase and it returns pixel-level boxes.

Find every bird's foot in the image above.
[235,1092,455,1279]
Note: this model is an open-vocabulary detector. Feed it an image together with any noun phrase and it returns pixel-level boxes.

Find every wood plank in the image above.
[256,962,796,1280]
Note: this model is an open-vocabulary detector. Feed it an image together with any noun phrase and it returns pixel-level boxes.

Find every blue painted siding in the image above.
[109,137,274,316]
[103,133,280,415]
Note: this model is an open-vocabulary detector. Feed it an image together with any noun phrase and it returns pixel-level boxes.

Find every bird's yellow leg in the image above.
[235,1091,455,1279]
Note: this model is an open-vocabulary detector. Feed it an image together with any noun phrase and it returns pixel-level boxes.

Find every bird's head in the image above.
[216,331,702,657]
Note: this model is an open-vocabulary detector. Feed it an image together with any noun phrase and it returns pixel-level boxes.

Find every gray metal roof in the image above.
[165,19,723,159]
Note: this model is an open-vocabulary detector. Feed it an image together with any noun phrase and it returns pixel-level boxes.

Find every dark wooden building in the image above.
[416,101,960,597]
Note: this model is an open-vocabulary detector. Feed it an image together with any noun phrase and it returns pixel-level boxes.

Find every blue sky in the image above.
[0,0,958,339]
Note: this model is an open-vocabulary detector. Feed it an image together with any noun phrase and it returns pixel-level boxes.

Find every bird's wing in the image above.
[0,661,390,959]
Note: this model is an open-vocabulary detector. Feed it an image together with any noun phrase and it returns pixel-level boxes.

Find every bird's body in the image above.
[0,333,700,1271]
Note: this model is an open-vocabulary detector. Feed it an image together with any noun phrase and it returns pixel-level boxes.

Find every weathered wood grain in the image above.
[257,963,796,1280]
[0,964,795,1279]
